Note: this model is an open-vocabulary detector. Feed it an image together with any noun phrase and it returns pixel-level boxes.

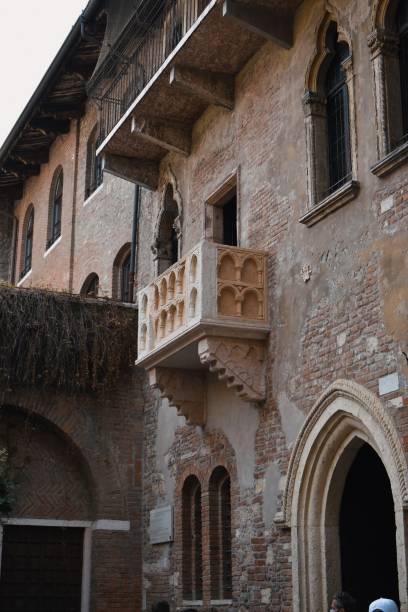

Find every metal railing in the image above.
[98,0,211,145]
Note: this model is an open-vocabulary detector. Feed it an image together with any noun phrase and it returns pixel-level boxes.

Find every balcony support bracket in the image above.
[169,66,234,110]
[222,0,293,49]
[102,153,159,191]
[198,336,266,403]
[131,117,192,156]
[149,366,207,427]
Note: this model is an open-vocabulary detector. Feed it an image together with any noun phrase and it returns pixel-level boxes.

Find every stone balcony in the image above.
[98,0,301,190]
[137,240,269,425]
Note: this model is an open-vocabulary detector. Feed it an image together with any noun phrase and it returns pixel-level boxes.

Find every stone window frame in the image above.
[85,124,103,201]
[46,166,63,251]
[369,0,408,177]
[20,204,35,280]
[152,167,183,277]
[300,14,359,227]
[204,169,240,246]
[112,242,132,302]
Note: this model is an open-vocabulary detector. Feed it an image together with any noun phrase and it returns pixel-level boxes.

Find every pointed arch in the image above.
[47,166,63,249]
[152,166,183,275]
[276,379,408,612]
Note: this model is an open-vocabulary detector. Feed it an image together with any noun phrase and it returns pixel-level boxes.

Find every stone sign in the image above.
[149,505,173,544]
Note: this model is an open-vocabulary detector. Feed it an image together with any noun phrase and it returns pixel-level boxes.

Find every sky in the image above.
[0,0,89,148]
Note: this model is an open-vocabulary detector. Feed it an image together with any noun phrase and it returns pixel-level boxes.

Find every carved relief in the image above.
[198,337,266,402]
[149,367,207,426]
[217,247,266,321]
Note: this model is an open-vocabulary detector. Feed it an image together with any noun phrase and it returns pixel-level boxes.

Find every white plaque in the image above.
[149,505,173,544]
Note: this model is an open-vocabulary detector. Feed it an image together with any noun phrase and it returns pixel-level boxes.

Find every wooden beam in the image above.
[131,117,191,156]
[30,118,71,135]
[13,150,50,166]
[102,154,159,191]
[2,161,40,178]
[169,66,234,110]
[222,0,293,49]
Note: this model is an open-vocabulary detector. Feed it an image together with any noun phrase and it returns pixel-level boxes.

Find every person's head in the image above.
[330,592,357,612]
[368,598,399,612]
[152,602,170,612]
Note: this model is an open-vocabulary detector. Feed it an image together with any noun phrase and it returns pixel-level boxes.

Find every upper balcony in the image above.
[137,240,269,425]
[96,0,300,189]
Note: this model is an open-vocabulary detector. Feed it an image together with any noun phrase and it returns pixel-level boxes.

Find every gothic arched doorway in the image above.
[279,380,408,612]
[340,443,399,611]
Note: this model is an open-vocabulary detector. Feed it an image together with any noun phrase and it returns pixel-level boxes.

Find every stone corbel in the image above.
[198,337,266,402]
[149,367,207,426]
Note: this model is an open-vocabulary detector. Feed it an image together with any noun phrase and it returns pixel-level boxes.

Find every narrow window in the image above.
[80,273,99,298]
[206,177,238,246]
[182,476,203,602]
[47,168,63,248]
[120,253,131,302]
[154,185,180,275]
[397,1,408,140]
[325,41,352,194]
[209,467,232,601]
[85,125,103,199]
[21,206,34,279]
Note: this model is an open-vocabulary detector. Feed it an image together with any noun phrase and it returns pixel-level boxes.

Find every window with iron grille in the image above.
[85,125,103,200]
[325,42,352,194]
[209,467,232,601]
[398,0,408,140]
[21,206,34,279]
[182,475,203,601]
[47,168,63,249]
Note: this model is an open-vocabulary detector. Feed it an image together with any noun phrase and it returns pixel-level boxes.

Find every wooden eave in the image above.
[0,12,105,201]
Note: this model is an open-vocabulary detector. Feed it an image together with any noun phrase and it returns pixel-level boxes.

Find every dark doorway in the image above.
[340,443,399,612]
[222,194,237,247]
[0,525,84,612]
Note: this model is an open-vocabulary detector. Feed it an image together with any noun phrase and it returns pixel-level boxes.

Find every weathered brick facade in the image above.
[2,0,408,610]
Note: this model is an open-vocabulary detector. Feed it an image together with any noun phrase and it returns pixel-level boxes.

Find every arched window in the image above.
[325,39,352,194]
[47,168,63,249]
[153,185,180,275]
[112,243,133,302]
[21,206,34,279]
[301,18,358,225]
[85,125,103,199]
[209,467,232,601]
[182,475,202,602]
[80,273,99,298]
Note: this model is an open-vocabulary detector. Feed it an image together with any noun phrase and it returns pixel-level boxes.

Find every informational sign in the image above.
[149,505,173,544]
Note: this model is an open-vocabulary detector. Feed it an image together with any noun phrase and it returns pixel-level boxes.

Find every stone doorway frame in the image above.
[275,380,408,612]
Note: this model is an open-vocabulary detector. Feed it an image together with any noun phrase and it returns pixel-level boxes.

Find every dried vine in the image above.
[0,286,138,392]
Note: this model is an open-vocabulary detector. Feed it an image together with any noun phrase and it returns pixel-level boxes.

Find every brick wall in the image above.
[138,0,408,609]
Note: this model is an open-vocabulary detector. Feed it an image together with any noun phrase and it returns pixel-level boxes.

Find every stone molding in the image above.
[276,378,408,529]
[149,366,207,426]
[299,179,359,226]
[198,336,265,402]
[371,140,408,177]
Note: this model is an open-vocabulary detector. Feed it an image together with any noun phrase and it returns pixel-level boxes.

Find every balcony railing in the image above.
[137,240,268,361]
[99,0,212,145]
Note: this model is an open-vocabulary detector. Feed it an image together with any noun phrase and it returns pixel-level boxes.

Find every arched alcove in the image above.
[153,184,180,275]
[277,380,408,612]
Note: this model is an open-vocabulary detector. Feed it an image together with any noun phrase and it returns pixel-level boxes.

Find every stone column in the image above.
[303,91,329,206]
[368,28,402,157]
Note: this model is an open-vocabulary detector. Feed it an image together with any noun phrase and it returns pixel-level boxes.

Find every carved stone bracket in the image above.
[198,336,266,402]
[149,367,207,426]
